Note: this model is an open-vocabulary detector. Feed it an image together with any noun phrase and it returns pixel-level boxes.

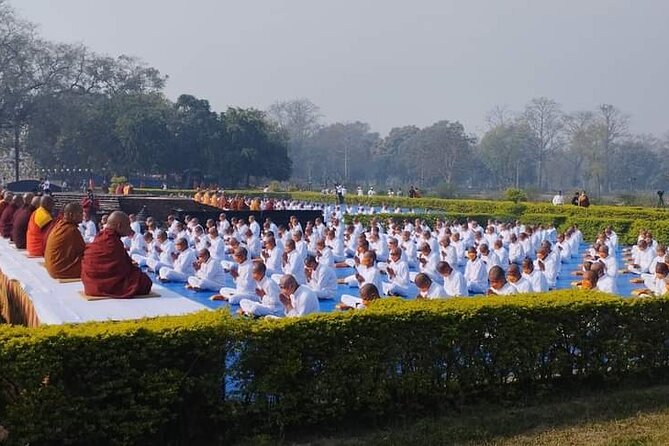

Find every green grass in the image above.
[239,384,669,445]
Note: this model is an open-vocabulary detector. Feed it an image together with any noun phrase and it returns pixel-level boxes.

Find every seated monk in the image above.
[26,196,55,256]
[11,194,36,249]
[81,211,152,298]
[44,203,86,279]
[0,194,23,238]
[0,191,12,217]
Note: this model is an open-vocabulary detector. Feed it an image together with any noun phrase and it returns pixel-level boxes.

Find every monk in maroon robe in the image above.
[11,194,36,248]
[0,195,23,239]
[81,211,152,298]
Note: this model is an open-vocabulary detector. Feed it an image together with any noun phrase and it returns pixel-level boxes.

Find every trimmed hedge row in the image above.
[134,188,669,222]
[2,291,669,444]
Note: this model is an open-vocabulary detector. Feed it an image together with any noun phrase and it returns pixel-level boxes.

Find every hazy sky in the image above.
[14,0,669,137]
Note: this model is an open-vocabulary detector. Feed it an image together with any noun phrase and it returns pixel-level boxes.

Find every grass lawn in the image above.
[241,384,669,445]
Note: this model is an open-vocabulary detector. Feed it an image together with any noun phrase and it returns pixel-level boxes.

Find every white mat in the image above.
[0,238,209,325]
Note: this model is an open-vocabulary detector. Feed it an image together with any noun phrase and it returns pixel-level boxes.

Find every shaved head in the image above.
[40,195,54,212]
[30,196,41,208]
[106,211,131,236]
[63,203,84,224]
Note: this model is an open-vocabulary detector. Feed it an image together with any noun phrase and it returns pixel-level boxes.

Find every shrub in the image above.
[504,188,528,203]
[3,293,669,443]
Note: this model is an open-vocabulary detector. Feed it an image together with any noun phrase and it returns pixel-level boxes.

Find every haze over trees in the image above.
[2,0,668,193]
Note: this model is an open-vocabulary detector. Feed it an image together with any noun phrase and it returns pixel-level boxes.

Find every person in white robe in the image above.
[79,213,97,243]
[534,247,557,288]
[382,248,412,297]
[628,239,655,274]
[437,261,468,297]
[493,239,509,272]
[487,266,517,296]
[522,258,548,292]
[238,262,284,317]
[418,243,442,284]
[261,236,284,275]
[146,231,176,272]
[315,239,335,268]
[508,233,525,265]
[158,238,197,282]
[248,215,261,238]
[128,230,148,257]
[464,247,488,294]
[215,247,257,303]
[278,274,320,317]
[401,231,418,268]
[187,248,227,291]
[304,255,338,299]
[347,251,384,291]
[439,237,458,270]
[591,262,618,294]
[507,264,532,293]
[279,239,308,285]
[414,273,447,299]
[339,283,382,310]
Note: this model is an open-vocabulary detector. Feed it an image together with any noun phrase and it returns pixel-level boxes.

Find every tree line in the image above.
[0,0,290,187]
[270,97,669,196]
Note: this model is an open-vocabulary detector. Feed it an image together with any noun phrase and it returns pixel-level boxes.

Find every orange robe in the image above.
[26,207,54,256]
[11,205,34,248]
[44,220,86,279]
[81,228,152,297]
[0,203,18,238]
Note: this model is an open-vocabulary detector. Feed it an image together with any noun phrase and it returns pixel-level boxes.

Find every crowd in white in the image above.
[93,191,667,319]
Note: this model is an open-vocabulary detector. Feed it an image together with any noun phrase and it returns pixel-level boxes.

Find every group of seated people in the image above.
[107,210,595,316]
[0,190,151,298]
[3,186,664,315]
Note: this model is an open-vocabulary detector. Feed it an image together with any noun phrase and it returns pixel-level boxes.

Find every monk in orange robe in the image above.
[0,191,11,217]
[0,195,23,238]
[11,194,37,249]
[26,196,55,257]
[44,203,86,279]
[81,211,152,298]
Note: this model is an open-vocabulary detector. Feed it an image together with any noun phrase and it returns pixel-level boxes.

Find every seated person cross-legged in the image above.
[44,203,86,279]
[338,283,382,311]
[81,211,152,298]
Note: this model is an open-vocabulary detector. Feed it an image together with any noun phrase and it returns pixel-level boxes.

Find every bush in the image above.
[3,292,669,444]
[504,188,528,203]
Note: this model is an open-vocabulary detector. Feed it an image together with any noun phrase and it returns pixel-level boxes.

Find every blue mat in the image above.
[148,242,642,315]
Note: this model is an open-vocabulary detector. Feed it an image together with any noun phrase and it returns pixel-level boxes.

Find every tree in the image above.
[519,97,564,189]
[407,121,476,187]
[267,98,321,181]
[373,125,420,185]
[223,107,291,187]
[306,122,378,187]
[480,124,535,188]
[563,111,597,189]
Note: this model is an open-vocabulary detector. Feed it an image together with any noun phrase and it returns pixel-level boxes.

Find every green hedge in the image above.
[3,291,669,444]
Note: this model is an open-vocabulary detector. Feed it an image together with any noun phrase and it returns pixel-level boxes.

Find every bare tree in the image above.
[267,98,321,182]
[520,97,564,189]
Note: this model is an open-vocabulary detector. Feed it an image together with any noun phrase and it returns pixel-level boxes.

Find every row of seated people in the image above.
[0,190,151,298]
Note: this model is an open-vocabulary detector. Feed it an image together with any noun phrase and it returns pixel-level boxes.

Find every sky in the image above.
[13,0,669,137]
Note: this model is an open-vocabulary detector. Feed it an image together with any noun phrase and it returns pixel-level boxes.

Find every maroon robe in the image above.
[81,228,152,298]
[0,203,18,239]
[11,205,35,248]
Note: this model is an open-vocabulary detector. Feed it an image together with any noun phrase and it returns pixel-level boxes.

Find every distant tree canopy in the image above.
[0,0,290,186]
[2,0,668,192]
